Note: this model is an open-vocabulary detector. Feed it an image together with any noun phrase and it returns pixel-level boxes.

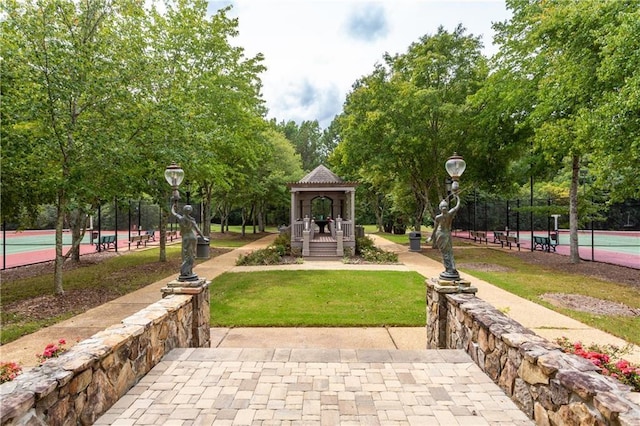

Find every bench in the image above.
[533,235,557,252]
[498,234,520,251]
[469,231,488,244]
[166,230,178,241]
[145,230,156,242]
[493,231,504,243]
[130,234,150,248]
[95,235,116,251]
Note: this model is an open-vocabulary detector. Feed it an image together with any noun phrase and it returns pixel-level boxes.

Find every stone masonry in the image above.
[427,279,640,425]
[0,282,210,425]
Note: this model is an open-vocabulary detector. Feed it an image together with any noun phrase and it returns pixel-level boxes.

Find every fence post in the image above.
[2,220,5,270]
[516,199,520,241]
[115,197,118,252]
[97,203,102,252]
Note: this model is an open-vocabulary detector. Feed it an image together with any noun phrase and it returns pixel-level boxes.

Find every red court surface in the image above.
[0,230,180,270]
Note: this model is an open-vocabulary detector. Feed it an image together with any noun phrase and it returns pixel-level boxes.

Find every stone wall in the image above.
[427,280,640,426]
[0,282,210,425]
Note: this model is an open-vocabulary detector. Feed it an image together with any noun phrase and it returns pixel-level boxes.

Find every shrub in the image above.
[0,361,22,383]
[236,247,283,266]
[272,233,291,254]
[555,337,640,392]
[356,236,376,255]
[361,247,398,264]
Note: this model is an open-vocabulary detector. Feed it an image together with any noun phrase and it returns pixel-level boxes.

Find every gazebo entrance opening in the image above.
[311,196,333,233]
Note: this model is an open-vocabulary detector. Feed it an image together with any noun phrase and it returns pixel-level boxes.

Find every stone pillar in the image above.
[336,229,344,256]
[426,277,476,349]
[161,279,211,348]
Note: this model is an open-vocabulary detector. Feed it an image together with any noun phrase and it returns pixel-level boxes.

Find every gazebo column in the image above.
[290,191,296,224]
[350,190,355,222]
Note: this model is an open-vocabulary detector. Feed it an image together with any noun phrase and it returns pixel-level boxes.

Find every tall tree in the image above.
[492,0,640,262]
[278,120,323,171]
[336,26,488,229]
[2,0,149,293]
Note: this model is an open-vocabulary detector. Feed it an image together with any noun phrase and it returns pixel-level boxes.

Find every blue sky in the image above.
[217,1,512,129]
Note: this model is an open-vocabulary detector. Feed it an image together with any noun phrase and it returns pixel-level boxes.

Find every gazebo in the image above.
[286,165,358,257]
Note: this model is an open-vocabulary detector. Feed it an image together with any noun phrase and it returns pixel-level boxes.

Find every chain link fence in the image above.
[1,199,206,269]
[452,195,639,268]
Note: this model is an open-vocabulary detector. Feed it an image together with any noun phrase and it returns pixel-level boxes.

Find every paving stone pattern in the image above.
[96,348,533,425]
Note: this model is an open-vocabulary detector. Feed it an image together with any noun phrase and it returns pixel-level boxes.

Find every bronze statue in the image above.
[171,203,207,281]
[427,194,461,281]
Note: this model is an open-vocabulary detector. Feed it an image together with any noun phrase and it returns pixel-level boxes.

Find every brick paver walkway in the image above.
[97,348,533,425]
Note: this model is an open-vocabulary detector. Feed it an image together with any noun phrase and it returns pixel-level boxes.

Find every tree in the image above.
[336,26,488,230]
[277,120,323,171]
[2,0,149,293]
[492,0,640,262]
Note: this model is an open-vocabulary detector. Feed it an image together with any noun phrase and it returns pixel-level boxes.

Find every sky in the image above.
[214,1,512,129]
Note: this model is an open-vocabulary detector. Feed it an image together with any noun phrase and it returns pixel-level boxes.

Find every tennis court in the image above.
[455,229,639,269]
[0,229,166,269]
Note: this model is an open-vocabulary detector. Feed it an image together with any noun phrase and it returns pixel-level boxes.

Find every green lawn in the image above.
[210,270,426,327]
[425,247,640,345]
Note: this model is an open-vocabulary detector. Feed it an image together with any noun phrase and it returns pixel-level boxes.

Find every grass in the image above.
[2,226,638,348]
[0,228,269,344]
[424,247,640,345]
[207,225,278,247]
[210,270,426,327]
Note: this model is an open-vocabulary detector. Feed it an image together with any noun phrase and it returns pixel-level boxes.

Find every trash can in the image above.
[408,231,422,252]
[196,236,210,259]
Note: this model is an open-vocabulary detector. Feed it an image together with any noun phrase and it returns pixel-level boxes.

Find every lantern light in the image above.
[164,163,185,188]
[445,153,466,181]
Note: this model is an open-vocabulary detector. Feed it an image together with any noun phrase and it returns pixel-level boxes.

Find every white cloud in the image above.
[224,1,511,128]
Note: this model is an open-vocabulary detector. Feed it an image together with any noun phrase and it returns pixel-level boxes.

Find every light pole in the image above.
[165,163,207,283]
[428,153,466,282]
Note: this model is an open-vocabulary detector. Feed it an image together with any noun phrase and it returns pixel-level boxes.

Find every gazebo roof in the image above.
[288,165,358,188]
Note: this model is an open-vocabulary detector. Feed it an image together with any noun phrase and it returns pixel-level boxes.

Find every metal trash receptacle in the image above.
[408,232,422,252]
[196,236,210,259]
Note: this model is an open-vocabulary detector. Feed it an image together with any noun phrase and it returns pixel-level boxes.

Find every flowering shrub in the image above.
[556,337,640,392]
[0,361,22,384]
[36,339,67,365]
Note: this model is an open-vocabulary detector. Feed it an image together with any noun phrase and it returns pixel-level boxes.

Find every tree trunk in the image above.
[67,207,87,262]
[54,193,66,295]
[201,183,212,237]
[373,194,384,232]
[569,155,580,264]
[159,209,168,262]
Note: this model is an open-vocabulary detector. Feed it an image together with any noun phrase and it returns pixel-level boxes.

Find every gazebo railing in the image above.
[292,220,354,241]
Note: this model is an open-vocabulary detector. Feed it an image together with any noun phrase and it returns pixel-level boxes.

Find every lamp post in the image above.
[428,153,467,282]
[164,163,207,283]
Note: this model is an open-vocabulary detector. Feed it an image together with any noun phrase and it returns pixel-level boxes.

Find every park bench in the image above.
[95,235,116,251]
[498,234,520,251]
[130,234,150,248]
[145,230,156,242]
[533,235,557,252]
[469,230,488,244]
[493,231,504,243]
[166,230,178,241]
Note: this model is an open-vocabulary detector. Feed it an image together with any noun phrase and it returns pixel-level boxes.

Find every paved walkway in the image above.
[3,233,639,425]
[96,348,532,425]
